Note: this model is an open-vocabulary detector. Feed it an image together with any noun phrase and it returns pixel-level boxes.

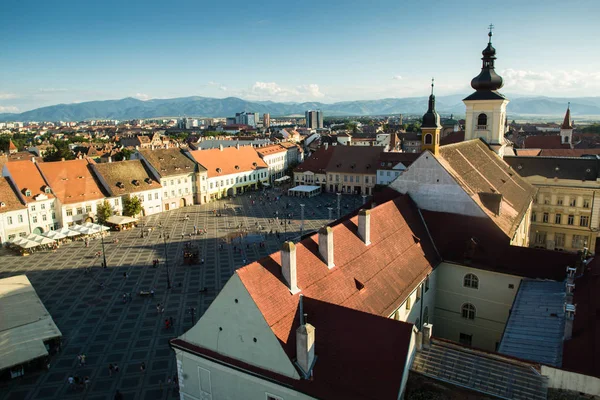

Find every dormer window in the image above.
[216,168,222,173]
[235,165,240,170]
[158,157,164,161]
[116,182,125,189]
[44,186,51,194]
[0,202,5,208]
[24,189,31,197]
[252,162,257,167]
[144,178,152,184]
[132,180,140,186]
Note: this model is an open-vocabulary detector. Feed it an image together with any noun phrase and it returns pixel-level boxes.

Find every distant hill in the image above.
[2,95,600,122]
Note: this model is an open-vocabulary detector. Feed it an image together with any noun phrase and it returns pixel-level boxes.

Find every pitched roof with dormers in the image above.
[93,160,162,196]
[4,160,55,203]
[256,144,287,157]
[0,177,26,212]
[37,159,106,204]
[138,148,197,178]
[294,145,335,174]
[438,139,536,239]
[188,146,267,179]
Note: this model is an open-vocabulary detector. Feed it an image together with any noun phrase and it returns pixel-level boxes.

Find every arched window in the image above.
[461,303,476,320]
[424,134,433,145]
[463,273,479,289]
[423,306,429,325]
[477,113,487,128]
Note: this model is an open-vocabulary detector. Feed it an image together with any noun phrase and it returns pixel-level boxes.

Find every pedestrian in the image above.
[140,362,146,373]
[84,376,90,390]
[169,316,174,327]
[114,389,124,400]
[122,293,127,303]
[127,293,132,302]
[114,363,119,373]
[123,272,128,279]
[165,319,170,330]
[80,353,86,366]
[109,363,114,377]
[68,375,74,387]
[156,303,161,314]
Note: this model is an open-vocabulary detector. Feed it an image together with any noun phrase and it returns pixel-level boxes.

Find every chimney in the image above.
[30,156,36,163]
[281,241,300,294]
[564,301,576,341]
[358,209,371,245]
[236,143,240,150]
[296,295,316,378]
[318,226,334,268]
[422,323,433,349]
[219,144,224,151]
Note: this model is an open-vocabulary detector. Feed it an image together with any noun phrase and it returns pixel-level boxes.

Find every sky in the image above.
[1,0,599,112]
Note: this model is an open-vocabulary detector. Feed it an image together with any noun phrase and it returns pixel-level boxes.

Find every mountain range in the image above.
[2,95,600,122]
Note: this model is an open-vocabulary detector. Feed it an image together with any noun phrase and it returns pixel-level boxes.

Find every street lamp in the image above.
[300,204,305,238]
[100,223,108,268]
[336,193,341,219]
[163,232,172,289]
[327,207,333,222]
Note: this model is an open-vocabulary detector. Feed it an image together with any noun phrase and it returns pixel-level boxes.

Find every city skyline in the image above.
[1,0,599,113]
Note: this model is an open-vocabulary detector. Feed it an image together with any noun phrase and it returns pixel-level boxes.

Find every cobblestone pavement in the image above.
[0,190,364,400]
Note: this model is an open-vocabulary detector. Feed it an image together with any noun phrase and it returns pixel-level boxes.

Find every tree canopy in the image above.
[43,141,75,162]
[96,200,114,224]
[123,196,142,217]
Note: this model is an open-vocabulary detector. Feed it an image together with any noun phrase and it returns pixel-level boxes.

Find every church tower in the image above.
[560,103,574,148]
[463,25,510,157]
[421,79,442,156]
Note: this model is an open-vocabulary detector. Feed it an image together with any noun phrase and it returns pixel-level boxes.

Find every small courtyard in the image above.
[0,190,364,400]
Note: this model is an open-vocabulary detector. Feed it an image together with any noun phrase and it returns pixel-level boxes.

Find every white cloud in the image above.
[0,106,19,112]
[134,93,151,100]
[245,82,325,100]
[219,86,228,91]
[501,69,600,94]
[207,81,218,86]
[392,75,403,80]
[0,93,17,100]
[38,88,68,93]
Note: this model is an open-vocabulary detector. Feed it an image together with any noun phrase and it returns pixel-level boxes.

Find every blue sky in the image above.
[1,0,599,112]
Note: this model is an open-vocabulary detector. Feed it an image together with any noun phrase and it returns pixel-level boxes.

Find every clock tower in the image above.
[463,25,510,157]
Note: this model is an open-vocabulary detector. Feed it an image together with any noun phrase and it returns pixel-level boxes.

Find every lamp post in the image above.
[163,232,171,289]
[336,193,341,219]
[327,207,333,222]
[300,204,305,238]
[100,223,108,268]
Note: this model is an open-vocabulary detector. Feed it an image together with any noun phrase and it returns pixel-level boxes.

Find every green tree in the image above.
[123,195,142,217]
[43,141,76,162]
[115,148,134,161]
[96,200,114,224]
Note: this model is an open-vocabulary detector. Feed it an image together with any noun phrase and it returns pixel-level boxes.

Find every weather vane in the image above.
[431,77,434,94]
[488,23,494,42]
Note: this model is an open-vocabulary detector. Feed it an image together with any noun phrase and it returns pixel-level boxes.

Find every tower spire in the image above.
[431,77,434,95]
[488,23,494,43]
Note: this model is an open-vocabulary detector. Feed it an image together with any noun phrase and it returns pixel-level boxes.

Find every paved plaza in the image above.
[0,190,364,400]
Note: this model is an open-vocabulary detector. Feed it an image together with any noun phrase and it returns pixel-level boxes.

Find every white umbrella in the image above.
[20,240,41,249]
[59,227,81,237]
[26,234,55,245]
[42,230,67,240]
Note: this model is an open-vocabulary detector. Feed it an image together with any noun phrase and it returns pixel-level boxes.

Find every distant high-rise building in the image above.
[263,113,270,128]
[305,110,323,129]
[234,112,259,128]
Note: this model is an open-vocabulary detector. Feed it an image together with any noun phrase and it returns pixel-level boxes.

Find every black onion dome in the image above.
[470,31,504,92]
[422,93,441,128]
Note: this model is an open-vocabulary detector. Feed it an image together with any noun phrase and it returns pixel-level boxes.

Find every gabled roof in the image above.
[561,107,573,130]
[4,160,55,203]
[138,148,196,177]
[237,196,437,356]
[378,152,420,168]
[438,139,536,239]
[539,148,600,157]
[421,210,577,281]
[504,156,600,181]
[325,146,383,174]
[188,146,267,179]
[0,177,26,212]
[256,144,286,156]
[523,135,570,149]
[37,159,106,204]
[294,145,334,174]
[93,160,161,196]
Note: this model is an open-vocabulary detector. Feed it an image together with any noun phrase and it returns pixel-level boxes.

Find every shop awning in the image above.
[106,216,138,225]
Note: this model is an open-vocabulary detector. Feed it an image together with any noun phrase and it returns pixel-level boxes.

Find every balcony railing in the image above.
[476,125,488,130]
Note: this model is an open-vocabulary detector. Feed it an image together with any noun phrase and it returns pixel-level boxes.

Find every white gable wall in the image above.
[180,274,300,379]
[389,152,486,218]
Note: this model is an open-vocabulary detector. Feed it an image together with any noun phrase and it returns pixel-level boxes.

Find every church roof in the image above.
[561,106,573,130]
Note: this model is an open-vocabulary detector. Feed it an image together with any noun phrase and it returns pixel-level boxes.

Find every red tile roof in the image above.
[421,210,578,280]
[172,300,413,400]
[188,146,268,178]
[514,149,542,156]
[562,256,600,378]
[5,160,55,203]
[294,145,334,174]
[0,177,26,212]
[523,135,570,149]
[561,107,573,130]
[237,196,437,357]
[325,146,383,175]
[539,148,600,157]
[37,159,106,204]
[440,130,465,146]
[256,144,286,156]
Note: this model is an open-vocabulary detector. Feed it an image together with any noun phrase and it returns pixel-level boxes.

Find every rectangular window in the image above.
[32,215,37,223]
[555,214,562,224]
[139,195,144,203]
[52,212,56,219]
[531,212,536,222]
[41,204,46,210]
[155,193,159,200]
[535,231,547,245]
[425,276,430,292]
[31,205,36,211]
[171,190,175,196]
[164,191,168,198]
[185,188,189,194]
[568,215,574,225]
[86,205,91,213]
[356,176,360,183]
[76,208,83,215]
[580,215,590,227]
[416,285,422,301]
[570,198,576,207]
[543,212,549,223]
[178,189,182,195]
[210,183,213,189]
[572,235,588,249]
[557,198,563,205]
[405,296,411,310]
[365,176,369,183]
[459,333,473,347]
[114,199,119,206]
[583,199,590,208]
[42,214,47,221]
[349,176,354,183]
[8,234,15,240]
[18,214,23,223]
[555,233,566,248]
[148,194,152,201]
[7,216,13,225]
[19,232,27,237]
[66,209,73,216]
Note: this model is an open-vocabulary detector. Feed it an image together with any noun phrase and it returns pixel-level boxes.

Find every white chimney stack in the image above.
[296,295,316,378]
[358,209,371,245]
[281,241,300,294]
[219,144,224,151]
[318,226,334,269]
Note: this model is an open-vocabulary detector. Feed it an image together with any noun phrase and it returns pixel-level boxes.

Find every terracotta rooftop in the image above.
[237,195,438,359]
[37,159,106,204]
[523,135,570,149]
[294,145,335,174]
[504,156,600,181]
[4,160,55,203]
[188,146,267,178]
[514,148,541,156]
[256,144,286,156]
[561,107,573,130]
[92,160,162,196]
[440,130,465,146]
[138,148,196,177]
[325,145,383,175]
[438,139,536,239]
[0,177,26,212]
[539,148,600,157]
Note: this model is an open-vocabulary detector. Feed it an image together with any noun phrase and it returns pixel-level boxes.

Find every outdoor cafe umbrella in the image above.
[26,233,55,245]
[41,230,67,240]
